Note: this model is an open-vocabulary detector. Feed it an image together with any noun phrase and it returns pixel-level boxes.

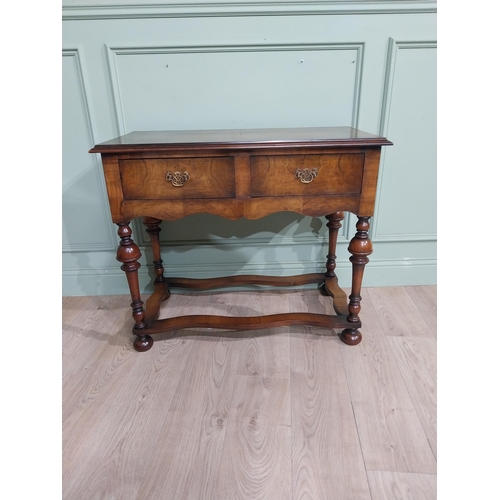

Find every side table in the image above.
[90,127,392,351]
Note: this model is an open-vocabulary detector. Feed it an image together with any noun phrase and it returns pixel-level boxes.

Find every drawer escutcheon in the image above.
[166,171,190,187]
[295,167,318,184]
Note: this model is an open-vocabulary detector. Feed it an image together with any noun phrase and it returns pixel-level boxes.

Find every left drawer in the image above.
[119,157,235,200]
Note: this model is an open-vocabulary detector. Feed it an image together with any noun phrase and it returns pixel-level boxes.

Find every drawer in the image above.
[250,153,364,197]
[119,157,235,200]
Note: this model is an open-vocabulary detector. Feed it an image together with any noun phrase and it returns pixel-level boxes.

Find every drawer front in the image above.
[119,157,235,200]
[250,154,364,197]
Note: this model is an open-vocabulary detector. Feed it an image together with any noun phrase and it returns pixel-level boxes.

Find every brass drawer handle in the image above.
[295,167,318,184]
[166,171,190,187]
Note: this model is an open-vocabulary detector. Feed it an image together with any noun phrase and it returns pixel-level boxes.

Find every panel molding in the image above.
[372,38,437,243]
[62,1,437,20]
[106,41,360,247]
[62,255,436,295]
[135,218,350,248]
[62,47,118,252]
[105,42,364,136]
[135,219,437,247]
[139,233,331,248]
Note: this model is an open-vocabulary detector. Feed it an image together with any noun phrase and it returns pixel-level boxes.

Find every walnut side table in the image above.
[90,127,392,352]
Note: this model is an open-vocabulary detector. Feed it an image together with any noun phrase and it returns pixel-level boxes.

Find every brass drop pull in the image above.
[295,167,318,184]
[166,171,190,187]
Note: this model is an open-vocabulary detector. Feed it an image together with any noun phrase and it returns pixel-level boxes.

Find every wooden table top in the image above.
[90,126,392,153]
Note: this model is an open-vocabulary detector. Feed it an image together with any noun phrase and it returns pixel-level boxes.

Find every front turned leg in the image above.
[116,223,153,352]
[341,216,372,346]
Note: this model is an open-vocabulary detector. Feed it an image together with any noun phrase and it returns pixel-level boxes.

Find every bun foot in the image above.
[133,334,154,352]
[318,282,329,297]
[340,328,362,346]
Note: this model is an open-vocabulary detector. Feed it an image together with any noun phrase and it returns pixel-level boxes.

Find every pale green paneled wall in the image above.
[62,1,437,296]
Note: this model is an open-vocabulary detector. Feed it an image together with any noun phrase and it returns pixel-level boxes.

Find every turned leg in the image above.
[319,212,344,296]
[143,217,170,298]
[341,216,373,346]
[116,222,153,352]
[325,211,344,278]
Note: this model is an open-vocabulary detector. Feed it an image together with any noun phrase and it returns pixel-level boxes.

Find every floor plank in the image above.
[289,327,371,499]
[405,285,437,337]
[134,333,242,499]
[367,287,434,338]
[62,295,98,334]
[288,290,371,500]
[62,335,195,500]
[215,375,292,500]
[387,337,437,458]
[341,291,437,473]
[62,295,124,351]
[367,470,437,500]
[62,296,137,426]
[235,291,291,378]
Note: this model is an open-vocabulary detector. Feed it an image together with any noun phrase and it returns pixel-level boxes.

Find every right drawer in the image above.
[250,153,364,197]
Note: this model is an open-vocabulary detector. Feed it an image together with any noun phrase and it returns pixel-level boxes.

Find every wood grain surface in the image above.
[387,336,437,458]
[366,287,434,337]
[367,470,437,500]
[120,157,235,200]
[216,376,292,499]
[235,290,291,378]
[250,153,364,197]
[63,286,437,500]
[405,285,437,337]
[340,290,437,474]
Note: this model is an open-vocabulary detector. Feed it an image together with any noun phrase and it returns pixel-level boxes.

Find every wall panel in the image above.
[107,43,363,133]
[374,39,437,241]
[62,48,117,252]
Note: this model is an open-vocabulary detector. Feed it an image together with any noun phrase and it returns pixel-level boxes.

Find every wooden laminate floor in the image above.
[62,285,437,500]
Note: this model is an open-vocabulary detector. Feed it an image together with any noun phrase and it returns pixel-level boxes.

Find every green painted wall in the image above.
[62,1,437,296]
